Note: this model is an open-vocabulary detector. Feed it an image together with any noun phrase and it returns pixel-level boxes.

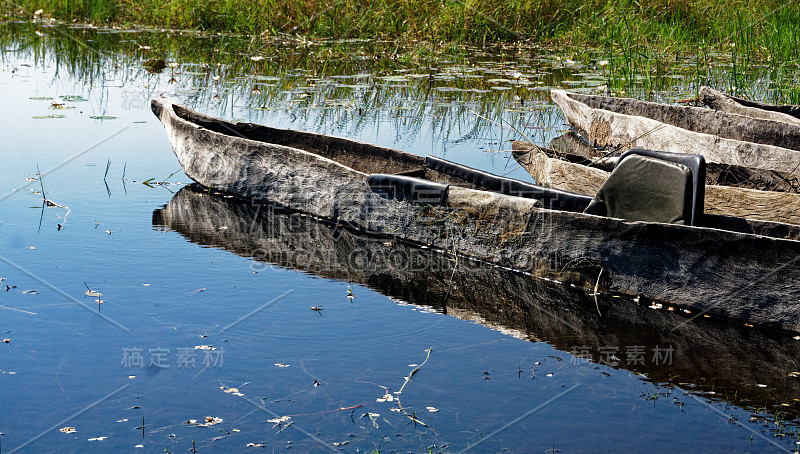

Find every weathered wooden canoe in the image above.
[152,99,800,332]
[700,86,800,126]
[551,89,800,175]
[154,185,800,414]
[512,141,800,224]
[547,131,800,193]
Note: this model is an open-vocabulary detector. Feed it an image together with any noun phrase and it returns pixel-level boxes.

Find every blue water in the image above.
[1,24,799,453]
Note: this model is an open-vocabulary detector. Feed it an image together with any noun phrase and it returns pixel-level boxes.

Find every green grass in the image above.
[3,0,799,55]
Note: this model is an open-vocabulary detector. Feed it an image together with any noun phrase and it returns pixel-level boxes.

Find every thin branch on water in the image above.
[395,347,433,428]
[36,164,46,202]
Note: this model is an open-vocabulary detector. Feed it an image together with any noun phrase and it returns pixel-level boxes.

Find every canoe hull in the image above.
[700,86,800,126]
[153,99,800,332]
[552,90,800,175]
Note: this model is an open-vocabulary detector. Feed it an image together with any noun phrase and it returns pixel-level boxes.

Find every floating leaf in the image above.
[60,95,88,102]
[90,115,117,120]
[60,427,77,434]
[88,436,108,441]
[274,363,290,368]
[192,416,223,427]
[426,406,439,412]
[195,345,215,350]
[267,416,290,424]
[33,114,66,119]
[223,387,244,396]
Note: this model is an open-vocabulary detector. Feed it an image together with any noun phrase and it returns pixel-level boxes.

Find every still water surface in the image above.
[1,22,800,453]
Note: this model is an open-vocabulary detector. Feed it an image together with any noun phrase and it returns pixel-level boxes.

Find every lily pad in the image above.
[60,95,88,102]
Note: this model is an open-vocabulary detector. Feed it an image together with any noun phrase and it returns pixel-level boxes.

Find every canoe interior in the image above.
[566,92,800,152]
[172,104,481,189]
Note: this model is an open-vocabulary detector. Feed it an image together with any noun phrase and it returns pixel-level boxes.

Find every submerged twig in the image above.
[36,164,46,202]
[395,347,433,428]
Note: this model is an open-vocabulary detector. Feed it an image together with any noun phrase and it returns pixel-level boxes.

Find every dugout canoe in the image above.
[512,141,800,225]
[700,86,800,126]
[551,89,800,175]
[547,131,800,193]
[151,98,800,332]
[154,184,800,416]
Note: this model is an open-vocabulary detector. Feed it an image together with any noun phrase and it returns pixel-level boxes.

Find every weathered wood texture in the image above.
[701,86,800,126]
[516,143,800,225]
[155,185,800,412]
[153,99,800,332]
[513,142,608,194]
[512,141,800,225]
[552,89,800,175]
[548,132,800,193]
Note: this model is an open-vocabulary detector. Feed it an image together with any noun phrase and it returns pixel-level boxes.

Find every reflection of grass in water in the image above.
[2,21,799,150]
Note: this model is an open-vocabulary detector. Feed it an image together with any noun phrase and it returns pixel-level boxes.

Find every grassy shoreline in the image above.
[3,0,799,102]
[2,0,799,53]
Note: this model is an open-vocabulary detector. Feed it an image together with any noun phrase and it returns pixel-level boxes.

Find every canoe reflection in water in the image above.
[154,185,800,419]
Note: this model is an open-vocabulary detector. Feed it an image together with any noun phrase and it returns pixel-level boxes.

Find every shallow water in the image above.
[1,22,800,453]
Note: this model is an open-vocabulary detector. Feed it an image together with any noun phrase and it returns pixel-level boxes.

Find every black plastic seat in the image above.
[584,149,705,225]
